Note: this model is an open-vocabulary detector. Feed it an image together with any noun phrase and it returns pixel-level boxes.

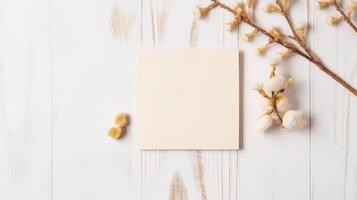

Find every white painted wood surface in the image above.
[0,0,356,199]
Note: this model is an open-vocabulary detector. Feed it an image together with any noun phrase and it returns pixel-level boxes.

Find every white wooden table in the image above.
[0,0,356,199]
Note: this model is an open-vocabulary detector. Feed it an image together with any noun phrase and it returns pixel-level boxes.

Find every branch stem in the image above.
[210,0,357,96]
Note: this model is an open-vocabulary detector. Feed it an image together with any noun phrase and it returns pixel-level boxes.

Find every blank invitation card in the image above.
[137,49,239,149]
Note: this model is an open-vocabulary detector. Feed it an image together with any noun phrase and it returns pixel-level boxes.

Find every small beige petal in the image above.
[115,113,128,127]
[108,127,122,139]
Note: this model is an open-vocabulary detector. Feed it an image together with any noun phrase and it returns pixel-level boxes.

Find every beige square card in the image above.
[137,49,239,149]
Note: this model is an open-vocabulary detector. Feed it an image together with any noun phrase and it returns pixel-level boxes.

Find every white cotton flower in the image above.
[264,75,288,92]
[270,54,283,65]
[276,95,289,113]
[282,110,306,130]
[258,97,273,113]
[262,86,273,97]
[252,82,263,90]
[257,114,273,132]
[270,112,280,125]
[274,66,287,76]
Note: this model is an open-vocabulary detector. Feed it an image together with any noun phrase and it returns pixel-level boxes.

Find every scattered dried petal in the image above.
[108,127,122,139]
[115,113,128,127]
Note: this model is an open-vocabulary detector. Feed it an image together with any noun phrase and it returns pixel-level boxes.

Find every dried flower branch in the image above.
[318,0,357,32]
[195,0,357,96]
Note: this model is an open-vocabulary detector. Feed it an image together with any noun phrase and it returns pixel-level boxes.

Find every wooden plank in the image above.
[310,0,357,199]
[140,0,238,199]
[51,0,141,199]
[0,0,52,199]
[237,0,311,199]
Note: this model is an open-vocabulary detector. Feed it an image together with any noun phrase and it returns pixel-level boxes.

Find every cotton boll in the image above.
[257,114,273,132]
[276,95,289,113]
[282,110,306,130]
[270,55,283,65]
[270,112,281,125]
[257,97,273,113]
[252,82,263,90]
[264,75,288,92]
[262,86,273,97]
[274,66,287,76]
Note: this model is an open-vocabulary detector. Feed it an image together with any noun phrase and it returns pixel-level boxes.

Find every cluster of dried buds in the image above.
[317,0,357,31]
[253,60,306,132]
[108,113,129,139]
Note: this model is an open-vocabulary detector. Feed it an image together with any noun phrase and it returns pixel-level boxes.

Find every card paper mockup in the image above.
[137,49,240,149]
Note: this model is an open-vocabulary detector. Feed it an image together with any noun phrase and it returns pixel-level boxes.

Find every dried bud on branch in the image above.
[247,0,255,8]
[329,15,343,25]
[193,2,218,20]
[243,29,258,41]
[296,21,307,41]
[265,3,281,13]
[225,17,240,31]
[317,0,331,9]
[317,0,357,32]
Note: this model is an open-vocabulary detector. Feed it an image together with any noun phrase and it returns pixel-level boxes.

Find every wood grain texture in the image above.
[51,0,141,199]
[0,0,52,199]
[0,0,356,199]
[310,0,357,199]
